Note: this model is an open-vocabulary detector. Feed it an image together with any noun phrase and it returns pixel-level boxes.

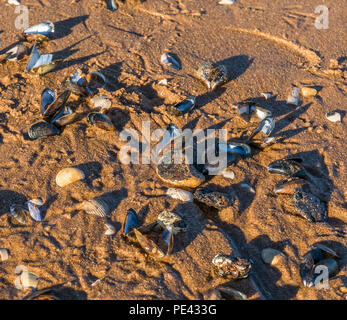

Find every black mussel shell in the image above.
[122,209,139,235]
[292,188,328,222]
[28,121,60,140]
[43,90,71,121]
[268,158,306,178]
[87,112,115,131]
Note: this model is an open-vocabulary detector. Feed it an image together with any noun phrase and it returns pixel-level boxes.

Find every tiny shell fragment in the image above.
[326,111,341,123]
[105,223,116,235]
[166,188,193,202]
[90,95,112,109]
[56,167,85,187]
[21,271,39,289]
[287,86,300,106]
[0,249,9,262]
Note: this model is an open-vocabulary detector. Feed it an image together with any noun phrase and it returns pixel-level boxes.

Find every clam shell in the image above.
[79,198,110,217]
[20,271,39,289]
[90,95,112,109]
[28,121,60,140]
[31,59,63,75]
[56,167,85,187]
[166,188,193,202]
[88,71,107,89]
[0,248,9,262]
[26,43,53,71]
[5,43,29,62]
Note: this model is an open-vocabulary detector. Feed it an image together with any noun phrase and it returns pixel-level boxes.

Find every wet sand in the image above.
[0,0,346,299]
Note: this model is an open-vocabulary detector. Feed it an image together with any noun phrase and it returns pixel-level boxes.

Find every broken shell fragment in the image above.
[122,209,139,235]
[28,120,60,140]
[87,112,115,131]
[79,198,110,217]
[157,211,187,234]
[219,0,235,4]
[251,106,272,120]
[274,178,309,195]
[0,43,29,62]
[221,169,235,179]
[268,158,306,178]
[325,111,341,123]
[0,248,9,262]
[154,124,181,155]
[134,228,166,259]
[105,223,116,236]
[212,254,252,279]
[10,204,28,225]
[261,92,272,100]
[196,62,228,91]
[90,95,112,109]
[26,43,61,75]
[160,52,181,71]
[26,198,43,222]
[166,188,193,202]
[105,0,118,11]
[292,189,328,222]
[166,96,196,116]
[56,167,85,187]
[287,86,300,106]
[193,187,234,210]
[248,117,275,140]
[301,87,317,97]
[21,271,39,289]
[22,21,54,42]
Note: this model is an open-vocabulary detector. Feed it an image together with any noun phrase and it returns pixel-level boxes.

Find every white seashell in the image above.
[105,223,116,235]
[79,199,110,217]
[15,265,28,275]
[56,167,85,187]
[166,188,193,202]
[0,248,9,262]
[219,0,235,4]
[20,271,39,289]
[240,183,255,193]
[158,79,168,86]
[287,86,300,106]
[221,169,235,179]
[90,95,112,109]
[326,111,341,123]
[251,106,272,120]
[261,92,272,100]
[8,0,21,5]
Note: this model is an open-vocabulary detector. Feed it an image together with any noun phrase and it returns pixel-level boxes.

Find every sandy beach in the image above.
[0,0,346,300]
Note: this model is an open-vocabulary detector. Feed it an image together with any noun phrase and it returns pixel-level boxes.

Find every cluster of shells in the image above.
[1,18,344,299]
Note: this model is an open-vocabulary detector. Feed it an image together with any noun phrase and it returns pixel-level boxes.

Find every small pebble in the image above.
[301,87,317,97]
[326,111,341,123]
[261,248,285,265]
